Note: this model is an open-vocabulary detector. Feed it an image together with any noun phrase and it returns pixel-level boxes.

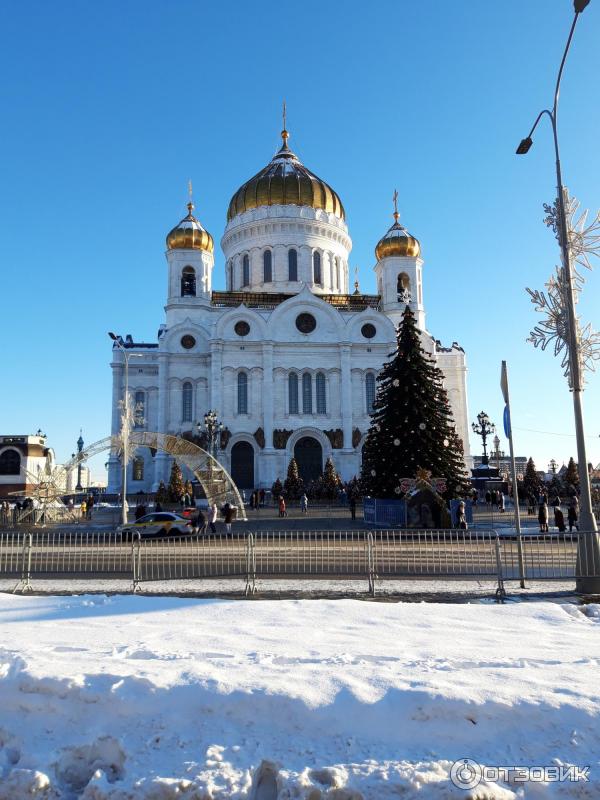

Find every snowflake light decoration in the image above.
[527,189,600,387]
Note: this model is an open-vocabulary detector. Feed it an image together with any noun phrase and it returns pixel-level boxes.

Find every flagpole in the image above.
[501,361,525,588]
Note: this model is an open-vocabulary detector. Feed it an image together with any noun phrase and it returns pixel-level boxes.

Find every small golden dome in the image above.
[375,196,420,260]
[227,129,345,222]
[166,202,214,252]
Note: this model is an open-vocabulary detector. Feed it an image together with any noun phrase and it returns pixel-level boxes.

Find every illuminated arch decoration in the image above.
[16,433,247,521]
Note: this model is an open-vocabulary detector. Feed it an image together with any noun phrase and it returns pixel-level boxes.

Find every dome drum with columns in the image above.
[107,119,471,495]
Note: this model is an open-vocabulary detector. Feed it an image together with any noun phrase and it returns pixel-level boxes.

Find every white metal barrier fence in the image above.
[1,530,599,596]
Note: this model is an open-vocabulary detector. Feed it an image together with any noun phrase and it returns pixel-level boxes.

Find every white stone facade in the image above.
[107,143,471,494]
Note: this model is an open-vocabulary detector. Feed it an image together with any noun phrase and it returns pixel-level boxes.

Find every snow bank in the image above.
[0,595,599,798]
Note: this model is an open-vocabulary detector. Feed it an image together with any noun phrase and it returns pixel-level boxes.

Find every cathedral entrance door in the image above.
[231,441,255,490]
[294,437,323,484]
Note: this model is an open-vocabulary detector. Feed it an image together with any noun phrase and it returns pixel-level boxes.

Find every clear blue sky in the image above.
[1,0,599,480]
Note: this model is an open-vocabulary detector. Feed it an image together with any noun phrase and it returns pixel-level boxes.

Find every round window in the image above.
[234,320,250,337]
[295,313,317,334]
[181,335,196,350]
[361,323,376,339]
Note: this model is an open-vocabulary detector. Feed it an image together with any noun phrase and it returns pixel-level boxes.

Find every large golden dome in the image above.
[227,129,345,222]
[375,207,420,260]
[166,202,214,252]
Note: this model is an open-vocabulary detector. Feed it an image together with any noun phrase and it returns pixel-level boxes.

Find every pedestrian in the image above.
[222,502,234,534]
[249,492,255,511]
[538,501,549,533]
[349,495,357,521]
[278,496,287,518]
[554,506,566,533]
[499,493,505,513]
[135,503,146,521]
[86,494,95,520]
[300,493,308,514]
[80,499,87,520]
[192,508,207,535]
[457,500,468,530]
[155,500,163,512]
[568,501,579,532]
[485,490,491,506]
[259,488,265,507]
[208,502,218,534]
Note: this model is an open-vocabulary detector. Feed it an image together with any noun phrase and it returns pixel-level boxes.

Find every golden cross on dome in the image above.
[392,189,399,222]
[187,179,194,215]
[281,99,289,143]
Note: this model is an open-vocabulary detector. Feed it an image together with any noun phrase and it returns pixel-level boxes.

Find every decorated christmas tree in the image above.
[361,306,470,499]
[167,461,185,502]
[283,457,304,499]
[522,457,541,500]
[321,457,341,500]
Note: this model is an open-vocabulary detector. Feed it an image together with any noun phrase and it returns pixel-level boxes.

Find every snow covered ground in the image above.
[0,595,599,799]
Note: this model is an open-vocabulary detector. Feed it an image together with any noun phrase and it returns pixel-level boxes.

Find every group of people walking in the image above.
[537,493,579,533]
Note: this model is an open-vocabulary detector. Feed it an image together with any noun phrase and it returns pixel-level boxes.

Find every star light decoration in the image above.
[526,190,600,387]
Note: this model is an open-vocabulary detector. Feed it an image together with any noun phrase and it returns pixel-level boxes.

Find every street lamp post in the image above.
[109,332,143,525]
[75,432,84,491]
[472,411,496,466]
[516,2,597,544]
[197,410,224,459]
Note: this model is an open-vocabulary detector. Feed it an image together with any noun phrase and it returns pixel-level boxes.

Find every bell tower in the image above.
[374,192,425,330]
[165,185,214,324]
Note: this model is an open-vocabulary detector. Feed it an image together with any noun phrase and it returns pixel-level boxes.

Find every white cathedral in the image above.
[107,125,470,494]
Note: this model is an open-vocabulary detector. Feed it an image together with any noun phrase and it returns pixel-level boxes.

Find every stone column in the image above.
[153,352,169,490]
[211,341,223,415]
[107,359,123,493]
[262,343,274,448]
[340,344,353,451]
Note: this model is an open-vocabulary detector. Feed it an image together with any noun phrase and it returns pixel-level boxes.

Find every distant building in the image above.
[472,452,527,481]
[0,433,54,498]
[0,432,94,499]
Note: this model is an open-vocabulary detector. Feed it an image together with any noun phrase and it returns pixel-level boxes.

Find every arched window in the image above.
[134,390,145,429]
[288,249,298,282]
[263,250,272,283]
[181,266,196,297]
[132,457,144,481]
[366,373,376,414]
[288,373,299,414]
[313,251,321,284]
[237,372,248,414]
[242,254,250,287]
[182,382,193,422]
[227,260,233,291]
[316,372,326,414]
[397,272,411,302]
[0,449,20,475]
[335,258,340,292]
[302,373,312,414]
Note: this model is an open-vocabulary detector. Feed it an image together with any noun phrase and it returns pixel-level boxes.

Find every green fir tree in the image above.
[321,457,341,500]
[283,457,304,500]
[522,457,541,500]
[564,457,579,495]
[361,306,470,499]
[167,461,186,503]
[154,480,169,506]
